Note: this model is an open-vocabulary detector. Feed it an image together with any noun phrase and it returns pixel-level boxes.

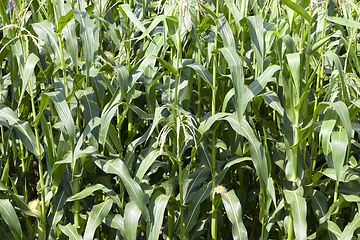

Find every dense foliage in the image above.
[1,0,360,239]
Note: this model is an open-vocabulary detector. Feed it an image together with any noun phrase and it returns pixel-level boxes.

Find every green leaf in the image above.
[324,52,346,100]
[55,10,74,34]
[135,149,161,182]
[221,190,248,240]
[220,47,245,122]
[73,10,99,81]
[319,220,342,239]
[321,165,360,183]
[99,87,121,147]
[76,88,100,126]
[246,15,265,73]
[12,194,38,218]
[327,16,360,28]
[306,31,341,56]
[280,0,311,22]
[260,91,284,117]
[66,183,121,207]
[218,14,236,49]
[104,213,125,235]
[315,101,352,143]
[221,88,235,112]
[198,113,228,137]
[121,103,154,120]
[184,157,251,234]
[32,21,62,66]
[68,74,86,103]
[331,130,348,182]
[286,53,301,99]
[124,201,141,240]
[310,189,328,221]
[62,18,79,71]
[0,223,15,240]
[340,213,360,240]
[135,15,169,42]
[32,94,50,127]
[94,158,150,223]
[186,63,215,90]
[0,199,22,239]
[224,114,268,191]
[119,4,146,32]
[45,91,76,148]
[84,198,113,239]
[18,53,39,106]
[48,188,69,240]
[183,164,211,204]
[283,187,307,240]
[59,223,82,240]
[153,55,179,76]
[223,0,242,23]
[74,117,101,160]
[0,105,43,158]
[113,65,130,100]
[320,108,338,157]
[244,65,280,106]
[147,191,170,240]
[0,180,9,192]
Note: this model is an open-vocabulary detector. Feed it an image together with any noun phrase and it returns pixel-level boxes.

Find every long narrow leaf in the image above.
[221,190,247,240]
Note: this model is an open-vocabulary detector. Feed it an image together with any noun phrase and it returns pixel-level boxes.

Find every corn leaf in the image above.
[221,190,248,240]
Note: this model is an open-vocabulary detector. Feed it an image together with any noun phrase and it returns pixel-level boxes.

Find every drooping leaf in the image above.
[280,0,311,22]
[0,105,43,158]
[247,15,265,74]
[220,47,245,122]
[124,201,141,240]
[221,190,247,240]
[66,183,121,207]
[284,187,307,240]
[310,189,328,221]
[135,149,161,182]
[48,188,69,240]
[186,63,215,90]
[330,130,348,182]
[94,158,150,223]
[0,198,22,239]
[32,21,62,66]
[147,191,170,240]
[45,91,76,147]
[83,198,113,240]
[99,87,121,147]
[73,10,99,81]
[104,213,125,235]
[59,223,83,240]
[340,213,360,240]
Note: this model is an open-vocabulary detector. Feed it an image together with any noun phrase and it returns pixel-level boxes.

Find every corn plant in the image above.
[1,0,360,239]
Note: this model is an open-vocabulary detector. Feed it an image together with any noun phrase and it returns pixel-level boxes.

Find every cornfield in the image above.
[1,0,360,239]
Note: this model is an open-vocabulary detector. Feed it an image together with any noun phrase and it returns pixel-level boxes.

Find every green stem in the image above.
[174,19,181,106]
[19,141,28,202]
[167,208,174,240]
[332,180,339,222]
[29,85,46,240]
[211,0,219,239]
[334,181,339,204]
[197,7,202,122]
[73,161,80,227]
[53,5,68,97]
[0,126,8,186]
[288,214,295,240]
[128,105,133,136]
[240,29,245,56]
[179,161,184,239]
